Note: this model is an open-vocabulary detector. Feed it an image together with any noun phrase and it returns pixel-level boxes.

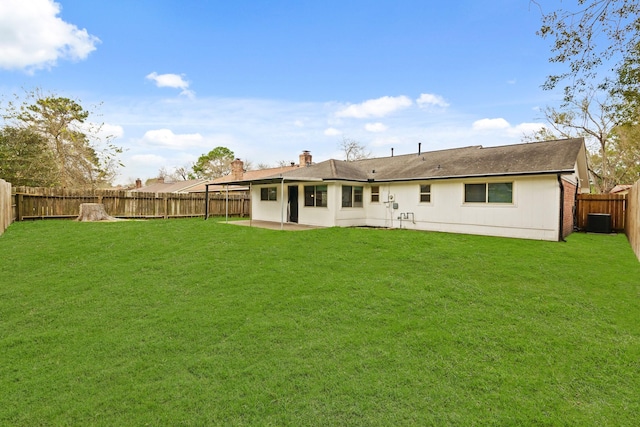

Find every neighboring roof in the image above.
[188,183,248,193]
[194,164,304,192]
[226,138,587,185]
[214,164,302,183]
[131,179,207,193]
[610,184,633,194]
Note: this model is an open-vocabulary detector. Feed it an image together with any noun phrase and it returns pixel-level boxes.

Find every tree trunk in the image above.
[77,203,118,222]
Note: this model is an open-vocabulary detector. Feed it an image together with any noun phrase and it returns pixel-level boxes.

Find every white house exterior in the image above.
[234,139,590,241]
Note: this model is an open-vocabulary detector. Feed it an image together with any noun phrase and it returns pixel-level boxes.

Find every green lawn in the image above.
[1,219,639,426]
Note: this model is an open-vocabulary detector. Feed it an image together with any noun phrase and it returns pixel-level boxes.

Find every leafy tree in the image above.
[2,92,122,188]
[535,0,640,102]
[521,91,640,192]
[0,127,57,186]
[610,120,640,183]
[534,1,640,190]
[339,137,371,161]
[192,146,235,179]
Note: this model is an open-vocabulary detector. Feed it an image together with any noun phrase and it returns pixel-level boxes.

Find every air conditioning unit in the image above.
[587,213,611,233]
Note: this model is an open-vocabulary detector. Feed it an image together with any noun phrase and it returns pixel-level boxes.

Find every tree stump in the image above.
[77,203,118,222]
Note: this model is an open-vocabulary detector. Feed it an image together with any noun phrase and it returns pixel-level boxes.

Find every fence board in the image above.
[0,179,11,235]
[10,187,249,220]
[626,181,640,262]
[576,194,627,231]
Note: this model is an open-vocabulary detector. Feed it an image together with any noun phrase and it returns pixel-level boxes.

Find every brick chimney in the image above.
[299,150,312,167]
[231,158,244,180]
[135,178,142,189]
[157,176,164,184]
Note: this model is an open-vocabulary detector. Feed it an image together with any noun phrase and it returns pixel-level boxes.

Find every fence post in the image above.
[164,196,168,219]
[17,193,23,222]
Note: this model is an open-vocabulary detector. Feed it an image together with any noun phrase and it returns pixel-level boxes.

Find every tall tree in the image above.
[339,137,371,161]
[610,120,640,183]
[2,92,122,188]
[535,0,640,102]
[192,146,235,179]
[534,1,640,190]
[522,91,632,192]
[0,127,57,186]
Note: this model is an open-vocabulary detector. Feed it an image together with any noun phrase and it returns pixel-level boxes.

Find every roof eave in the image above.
[369,169,577,183]
[209,177,324,186]
[210,169,577,186]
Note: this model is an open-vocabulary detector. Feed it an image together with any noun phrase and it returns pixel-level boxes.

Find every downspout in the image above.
[225,183,229,223]
[557,174,565,242]
[573,178,580,233]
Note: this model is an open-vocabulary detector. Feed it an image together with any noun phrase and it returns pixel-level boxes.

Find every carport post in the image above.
[280,177,285,230]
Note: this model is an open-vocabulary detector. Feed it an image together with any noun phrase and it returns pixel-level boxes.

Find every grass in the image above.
[0,218,639,426]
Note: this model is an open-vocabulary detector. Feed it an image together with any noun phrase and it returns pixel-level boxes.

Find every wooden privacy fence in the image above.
[0,179,11,235]
[626,181,640,262]
[11,186,250,221]
[576,193,627,231]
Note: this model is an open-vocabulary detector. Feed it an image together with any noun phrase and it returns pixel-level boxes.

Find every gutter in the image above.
[371,169,577,184]
[292,170,578,185]
[557,174,565,242]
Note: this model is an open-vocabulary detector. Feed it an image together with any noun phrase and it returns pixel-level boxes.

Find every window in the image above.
[371,185,380,202]
[488,182,513,203]
[304,185,327,207]
[260,187,277,201]
[419,184,431,202]
[464,183,513,203]
[342,185,363,207]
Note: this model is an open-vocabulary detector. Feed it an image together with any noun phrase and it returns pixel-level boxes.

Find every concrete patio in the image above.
[222,220,321,231]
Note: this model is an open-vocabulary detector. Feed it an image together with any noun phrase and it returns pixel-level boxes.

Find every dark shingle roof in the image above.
[236,138,585,184]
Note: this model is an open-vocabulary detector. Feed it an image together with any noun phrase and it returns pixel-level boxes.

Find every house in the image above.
[130,177,208,194]
[610,184,633,195]
[195,151,314,193]
[227,138,590,241]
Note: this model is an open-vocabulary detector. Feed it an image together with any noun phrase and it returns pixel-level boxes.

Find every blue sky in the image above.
[1,0,570,184]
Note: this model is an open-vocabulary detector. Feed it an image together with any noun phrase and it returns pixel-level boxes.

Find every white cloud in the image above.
[146,72,195,98]
[365,122,388,133]
[472,118,511,130]
[76,121,124,140]
[508,122,545,137]
[335,95,412,118]
[416,93,449,108]
[100,123,125,139]
[130,154,166,165]
[0,0,99,71]
[142,129,204,149]
[103,95,551,185]
[471,118,546,139]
